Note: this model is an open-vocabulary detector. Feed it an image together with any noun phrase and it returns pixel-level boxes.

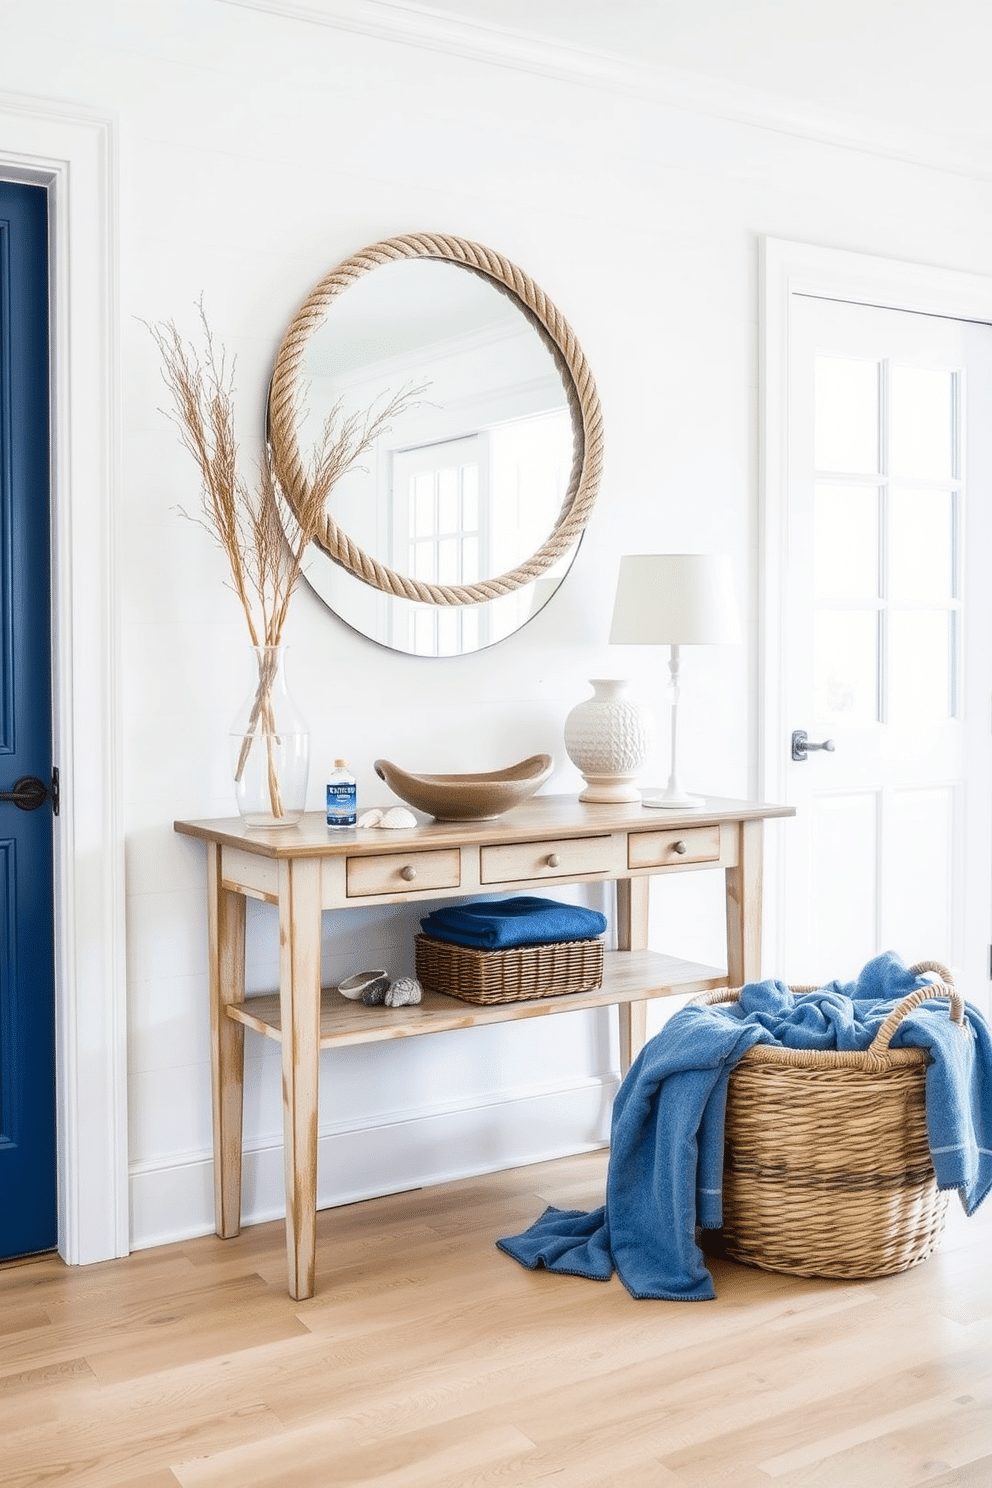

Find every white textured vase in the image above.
[563,678,654,803]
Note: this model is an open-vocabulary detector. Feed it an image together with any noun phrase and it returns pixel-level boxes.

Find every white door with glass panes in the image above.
[391,435,486,655]
[782,293,992,997]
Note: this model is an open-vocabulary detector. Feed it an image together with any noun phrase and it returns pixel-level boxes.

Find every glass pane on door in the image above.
[814,355,879,473]
[814,610,879,723]
[888,486,955,600]
[814,483,879,599]
[889,365,955,480]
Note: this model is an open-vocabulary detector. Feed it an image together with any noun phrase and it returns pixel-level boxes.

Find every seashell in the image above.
[385,976,423,1007]
[379,806,417,829]
[338,969,388,1002]
[356,809,384,828]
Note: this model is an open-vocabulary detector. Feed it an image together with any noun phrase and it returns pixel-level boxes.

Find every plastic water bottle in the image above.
[326,759,357,828]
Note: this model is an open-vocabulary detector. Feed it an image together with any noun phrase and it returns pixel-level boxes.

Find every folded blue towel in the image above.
[498,951,992,1300]
[420,895,607,950]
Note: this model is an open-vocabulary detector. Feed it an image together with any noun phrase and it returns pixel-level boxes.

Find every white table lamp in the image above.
[609,553,741,809]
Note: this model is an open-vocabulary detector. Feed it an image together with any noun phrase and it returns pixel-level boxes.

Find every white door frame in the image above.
[760,237,992,977]
[1,96,127,1263]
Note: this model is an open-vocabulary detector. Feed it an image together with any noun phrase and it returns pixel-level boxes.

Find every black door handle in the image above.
[0,773,58,812]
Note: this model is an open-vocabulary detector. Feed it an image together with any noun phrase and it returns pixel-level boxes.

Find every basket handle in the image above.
[867,964,964,1056]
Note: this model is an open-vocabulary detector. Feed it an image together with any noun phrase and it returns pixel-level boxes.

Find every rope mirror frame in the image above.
[267,232,604,607]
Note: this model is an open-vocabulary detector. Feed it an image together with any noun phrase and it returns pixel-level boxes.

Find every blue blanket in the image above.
[420,895,607,950]
[497,952,992,1301]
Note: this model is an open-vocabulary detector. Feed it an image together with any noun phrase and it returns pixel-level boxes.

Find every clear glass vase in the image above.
[230,645,310,827]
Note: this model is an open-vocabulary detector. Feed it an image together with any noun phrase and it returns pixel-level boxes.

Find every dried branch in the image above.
[146,302,422,815]
[147,302,422,647]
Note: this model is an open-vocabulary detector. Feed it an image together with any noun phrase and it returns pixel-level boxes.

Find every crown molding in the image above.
[218,0,992,183]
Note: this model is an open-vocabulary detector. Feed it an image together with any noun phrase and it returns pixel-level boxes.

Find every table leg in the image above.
[278,856,323,1301]
[725,817,764,988]
[616,876,650,1074]
[207,842,246,1240]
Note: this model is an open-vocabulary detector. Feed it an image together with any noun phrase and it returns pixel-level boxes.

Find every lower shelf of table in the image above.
[227,949,728,1049]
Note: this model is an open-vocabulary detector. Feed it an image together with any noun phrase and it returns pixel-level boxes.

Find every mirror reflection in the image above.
[293,258,579,655]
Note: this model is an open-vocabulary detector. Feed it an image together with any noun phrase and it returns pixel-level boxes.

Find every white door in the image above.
[780,293,992,1001]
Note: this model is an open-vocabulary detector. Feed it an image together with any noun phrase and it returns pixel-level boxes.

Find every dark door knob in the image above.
[0,774,50,810]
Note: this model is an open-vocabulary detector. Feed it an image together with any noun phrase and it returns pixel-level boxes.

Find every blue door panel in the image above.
[0,180,57,1259]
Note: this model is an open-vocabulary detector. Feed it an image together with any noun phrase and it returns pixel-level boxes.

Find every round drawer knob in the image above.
[400,864,417,882]
[546,853,560,868]
[672,840,688,855]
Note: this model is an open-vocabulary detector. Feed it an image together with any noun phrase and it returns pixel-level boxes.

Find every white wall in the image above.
[3,0,992,1252]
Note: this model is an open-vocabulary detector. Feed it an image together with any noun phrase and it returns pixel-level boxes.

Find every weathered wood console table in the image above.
[175,795,793,1299]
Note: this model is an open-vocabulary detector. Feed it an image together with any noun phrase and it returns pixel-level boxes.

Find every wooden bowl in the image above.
[373,754,554,821]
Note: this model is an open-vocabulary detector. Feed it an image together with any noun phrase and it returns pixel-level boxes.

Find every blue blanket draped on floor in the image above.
[497,952,992,1301]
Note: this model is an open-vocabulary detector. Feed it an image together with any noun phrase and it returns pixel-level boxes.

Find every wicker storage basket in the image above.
[415,933,604,1006]
[691,962,962,1280]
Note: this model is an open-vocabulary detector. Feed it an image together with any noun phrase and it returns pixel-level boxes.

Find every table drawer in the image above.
[628,825,722,870]
[346,848,461,898]
[480,834,614,884]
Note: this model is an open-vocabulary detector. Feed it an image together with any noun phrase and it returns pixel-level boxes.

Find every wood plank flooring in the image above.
[2,1150,990,1486]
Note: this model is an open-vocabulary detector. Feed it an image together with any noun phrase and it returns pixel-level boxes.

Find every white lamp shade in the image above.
[608,553,742,646]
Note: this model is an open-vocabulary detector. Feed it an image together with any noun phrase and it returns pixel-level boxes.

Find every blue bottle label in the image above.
[326,779,357,827]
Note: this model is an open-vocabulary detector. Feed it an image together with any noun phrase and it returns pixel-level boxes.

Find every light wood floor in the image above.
[2,1149,990,1487]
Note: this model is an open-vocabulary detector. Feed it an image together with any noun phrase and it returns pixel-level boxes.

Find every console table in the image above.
[175,795,793,1299]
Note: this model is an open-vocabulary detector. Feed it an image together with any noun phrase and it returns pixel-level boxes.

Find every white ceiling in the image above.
[244,0,992,176]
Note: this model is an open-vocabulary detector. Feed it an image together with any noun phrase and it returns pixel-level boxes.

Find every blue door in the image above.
[0,181,57,1259]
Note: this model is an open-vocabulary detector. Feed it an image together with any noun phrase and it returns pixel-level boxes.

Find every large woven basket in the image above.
[415,933,603,1005]
[691,962,962,1280]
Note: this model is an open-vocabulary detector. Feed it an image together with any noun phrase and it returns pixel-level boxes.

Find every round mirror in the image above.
[268,234,603,656]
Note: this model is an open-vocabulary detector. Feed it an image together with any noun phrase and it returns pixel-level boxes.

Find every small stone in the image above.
[385,976,423,1007]
[359,975,390,1005]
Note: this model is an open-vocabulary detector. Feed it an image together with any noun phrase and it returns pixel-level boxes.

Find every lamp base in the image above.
[641,791,706,810]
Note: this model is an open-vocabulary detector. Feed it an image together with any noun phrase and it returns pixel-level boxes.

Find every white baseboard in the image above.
[128,1075,617,1252]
